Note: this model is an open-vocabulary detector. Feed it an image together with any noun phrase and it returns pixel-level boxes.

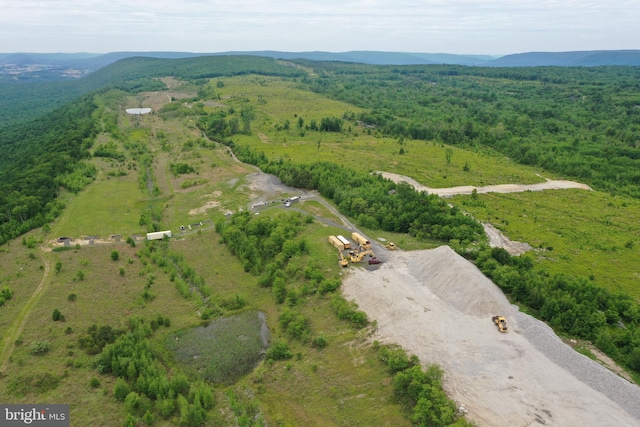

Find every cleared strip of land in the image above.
[377,171,591,197]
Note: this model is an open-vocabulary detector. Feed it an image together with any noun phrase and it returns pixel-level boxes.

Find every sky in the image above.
[0,0,638,55]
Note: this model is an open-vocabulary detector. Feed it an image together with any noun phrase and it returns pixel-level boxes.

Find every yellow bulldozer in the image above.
[492,316,508,333]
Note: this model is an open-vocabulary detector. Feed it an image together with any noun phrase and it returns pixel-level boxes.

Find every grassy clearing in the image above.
[0,239,206,425]
[53,178,144,238]
[456,189,640,298]
[0,232,48,342]
[215,75,548,187]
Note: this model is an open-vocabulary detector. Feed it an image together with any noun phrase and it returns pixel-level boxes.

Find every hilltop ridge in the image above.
[2,49,639,83]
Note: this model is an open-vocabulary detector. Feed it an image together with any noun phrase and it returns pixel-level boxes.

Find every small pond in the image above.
[165,311,269,383]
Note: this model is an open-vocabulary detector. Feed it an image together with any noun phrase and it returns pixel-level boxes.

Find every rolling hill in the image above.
[487,49,640,66]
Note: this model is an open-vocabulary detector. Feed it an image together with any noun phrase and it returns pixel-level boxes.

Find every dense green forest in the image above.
[0,94,98,245]
[297,62,640,197]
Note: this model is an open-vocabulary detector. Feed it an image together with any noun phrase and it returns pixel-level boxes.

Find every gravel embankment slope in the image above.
[342,246,640,427]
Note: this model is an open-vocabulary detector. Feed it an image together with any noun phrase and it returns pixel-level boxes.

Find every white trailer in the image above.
[337,235,351,249]
[146,230,172,241]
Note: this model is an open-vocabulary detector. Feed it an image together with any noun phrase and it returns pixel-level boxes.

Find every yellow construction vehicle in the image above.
[351,232,372,250]
[349,249,375,263]
[338,250,348,268]
[492,316,508,333]
[385,242,396,250]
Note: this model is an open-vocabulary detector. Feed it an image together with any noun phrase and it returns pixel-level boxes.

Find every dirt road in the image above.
[342,247,640,427]
[0,258,51,374]
[377,171,592,197]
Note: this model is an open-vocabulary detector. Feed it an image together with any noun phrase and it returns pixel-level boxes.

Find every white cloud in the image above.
[0,0,637,53]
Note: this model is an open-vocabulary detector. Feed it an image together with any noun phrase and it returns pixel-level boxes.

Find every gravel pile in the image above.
[516,312,640,421]
[407,246,514,317]
[407,245,640,423]
[343,246,640,426]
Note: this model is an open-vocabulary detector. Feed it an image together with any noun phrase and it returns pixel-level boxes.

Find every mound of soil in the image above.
[407,246,514,317]
[342,246,640,427]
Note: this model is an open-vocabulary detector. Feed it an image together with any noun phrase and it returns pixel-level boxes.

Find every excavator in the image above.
[349,249,375,263]
[338,250,348,267]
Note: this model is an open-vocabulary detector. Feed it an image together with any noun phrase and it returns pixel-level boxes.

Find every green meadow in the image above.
[456,189,640,299]
[2,70,639,426]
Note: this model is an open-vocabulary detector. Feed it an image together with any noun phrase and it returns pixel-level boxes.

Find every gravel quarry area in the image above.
[342,246,640,427]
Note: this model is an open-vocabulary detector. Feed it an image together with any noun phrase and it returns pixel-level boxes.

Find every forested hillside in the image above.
[298,62,640,197]
[0,94,98,245]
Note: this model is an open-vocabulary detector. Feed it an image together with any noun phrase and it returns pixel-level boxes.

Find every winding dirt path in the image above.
[377,171,592,197]
[0,257,51,374]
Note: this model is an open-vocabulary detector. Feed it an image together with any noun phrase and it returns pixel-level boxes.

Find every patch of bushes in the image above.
[29,340,51,355]
[170,162,195,176]
[266,341,292,361]
[0,286,14,306]
[8,373,61,396]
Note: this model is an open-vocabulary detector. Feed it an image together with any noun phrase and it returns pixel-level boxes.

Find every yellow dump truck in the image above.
[351,232,372,250]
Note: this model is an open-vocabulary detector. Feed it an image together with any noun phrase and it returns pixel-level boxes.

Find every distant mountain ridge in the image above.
[1,50,639,82]
[487,50,640,67]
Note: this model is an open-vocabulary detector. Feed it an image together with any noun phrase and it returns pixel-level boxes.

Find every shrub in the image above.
[113,378,131,401]
[52,308,65,322]
[29,341,51,355]
[266,341,292,360]
[312,336,328,349]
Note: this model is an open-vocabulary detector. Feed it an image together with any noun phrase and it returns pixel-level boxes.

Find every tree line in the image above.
[230,146,484,245]
[0,93,99,245]
[300,61,640,198]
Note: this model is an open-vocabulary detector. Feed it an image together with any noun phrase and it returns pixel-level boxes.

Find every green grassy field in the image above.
[2,73,639,426]
[455,189,640,298]
[53,178,143,238]
[218,76,548,188]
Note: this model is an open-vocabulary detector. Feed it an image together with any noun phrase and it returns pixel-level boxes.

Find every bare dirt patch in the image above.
[377,171,592,197]
[258,133,270,144]
[342,246,640,426]
[246,173,291,196]
[189,191,222,215]
[483,222,532,256]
